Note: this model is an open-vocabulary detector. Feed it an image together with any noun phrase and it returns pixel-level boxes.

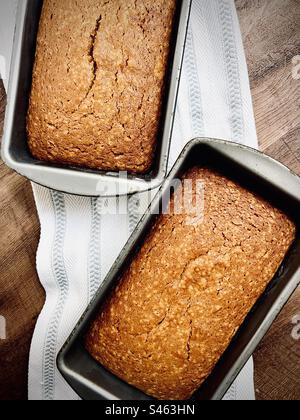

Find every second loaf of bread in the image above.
[86,168,296,400]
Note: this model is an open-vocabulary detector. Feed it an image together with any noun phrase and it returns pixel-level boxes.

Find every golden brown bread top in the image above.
[27,0,177,173]
[86,168,296,400]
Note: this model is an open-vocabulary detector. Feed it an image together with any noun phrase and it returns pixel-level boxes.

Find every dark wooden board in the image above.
[0,79,45,400]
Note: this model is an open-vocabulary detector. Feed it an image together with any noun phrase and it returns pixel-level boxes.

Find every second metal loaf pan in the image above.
[57,138,300,400]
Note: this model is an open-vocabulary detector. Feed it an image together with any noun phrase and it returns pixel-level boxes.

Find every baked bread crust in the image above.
[27,0,177,173]
[86,168,296,400]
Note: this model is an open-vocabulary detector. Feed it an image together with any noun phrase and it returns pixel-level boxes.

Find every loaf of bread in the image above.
[27,0,177,173]
[85,168,296,400]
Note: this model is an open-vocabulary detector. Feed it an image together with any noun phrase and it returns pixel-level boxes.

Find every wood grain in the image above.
[0,0,299,400]
[236,0,300,82]
[254,287,300,400]
[0,79,45,400]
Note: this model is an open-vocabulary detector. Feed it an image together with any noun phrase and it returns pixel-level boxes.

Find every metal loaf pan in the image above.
[57,138,300,400]
[1,0,191,197]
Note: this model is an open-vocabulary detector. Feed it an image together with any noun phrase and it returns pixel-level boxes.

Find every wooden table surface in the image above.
[0,0,299,400]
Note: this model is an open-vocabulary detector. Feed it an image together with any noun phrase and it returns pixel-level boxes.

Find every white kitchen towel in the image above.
[1,0,257,400]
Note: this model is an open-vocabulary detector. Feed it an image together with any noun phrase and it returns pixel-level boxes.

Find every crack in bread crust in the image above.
[76,15,102,110]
